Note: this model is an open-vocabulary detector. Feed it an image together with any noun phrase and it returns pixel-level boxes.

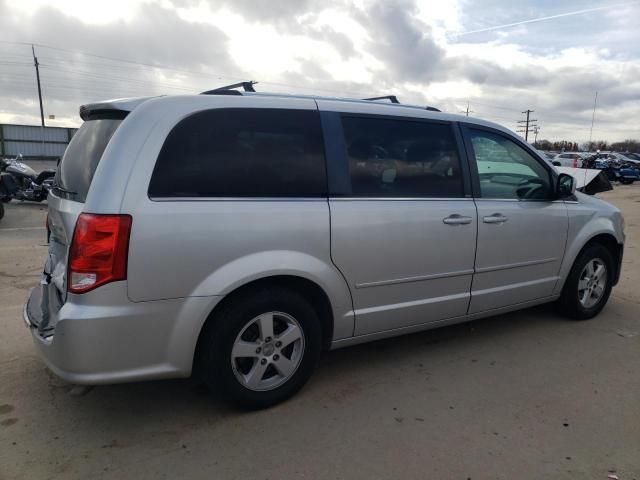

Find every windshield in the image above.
[55,118,123,202]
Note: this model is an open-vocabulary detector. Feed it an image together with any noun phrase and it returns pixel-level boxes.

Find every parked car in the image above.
[24,89,625,408]
[594,160,640,184]
[600,152,640,166]
[553,152,588,168]
[538,151,558,163]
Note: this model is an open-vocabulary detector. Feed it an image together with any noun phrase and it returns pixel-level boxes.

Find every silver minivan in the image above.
[24,87,625,408]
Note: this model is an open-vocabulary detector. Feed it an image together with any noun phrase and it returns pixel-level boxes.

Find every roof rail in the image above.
[363,95,400,104]
[364,95,441,112]
[201,81,258,95]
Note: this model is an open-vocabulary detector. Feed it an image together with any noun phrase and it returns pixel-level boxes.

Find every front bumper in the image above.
[24,282,220,384]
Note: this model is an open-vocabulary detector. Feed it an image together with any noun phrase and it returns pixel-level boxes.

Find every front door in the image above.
[325,111,477,336]
[463,126,568,314]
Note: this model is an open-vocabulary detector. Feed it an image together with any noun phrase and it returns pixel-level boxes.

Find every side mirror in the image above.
[557,173,576,198]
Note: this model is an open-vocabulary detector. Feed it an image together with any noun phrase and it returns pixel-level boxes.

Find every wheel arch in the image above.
[193,274,336,374]
[582,233,623,285]
[556,231,623,295]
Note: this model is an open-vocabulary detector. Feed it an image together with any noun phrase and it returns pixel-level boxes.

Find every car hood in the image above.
[556,167,613,195]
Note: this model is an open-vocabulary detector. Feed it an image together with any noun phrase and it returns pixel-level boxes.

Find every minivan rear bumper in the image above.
[24,282,219,385]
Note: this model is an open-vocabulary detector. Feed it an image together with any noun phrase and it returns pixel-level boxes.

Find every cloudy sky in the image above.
[0,0,639,142]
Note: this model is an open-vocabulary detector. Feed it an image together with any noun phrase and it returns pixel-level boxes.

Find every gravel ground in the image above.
[0,185,639,480]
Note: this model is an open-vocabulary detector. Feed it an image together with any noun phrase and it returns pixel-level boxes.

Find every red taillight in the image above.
[67,214,132,294]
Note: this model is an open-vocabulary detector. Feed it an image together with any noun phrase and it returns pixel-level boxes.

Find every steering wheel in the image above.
[517,178,546,199]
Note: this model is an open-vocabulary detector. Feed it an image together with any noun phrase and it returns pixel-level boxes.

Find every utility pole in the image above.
[516,109,537,142]
[533,125,540,147]
[32,44,45,128]
[459,101,473,117]
[588,91,598,150]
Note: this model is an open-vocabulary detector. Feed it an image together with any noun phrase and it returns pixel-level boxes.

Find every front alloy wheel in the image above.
[577,259,607,309]
[558,243,614,320]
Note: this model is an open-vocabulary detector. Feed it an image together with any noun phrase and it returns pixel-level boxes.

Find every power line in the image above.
[0,39,244,78]
[0,39,382,99]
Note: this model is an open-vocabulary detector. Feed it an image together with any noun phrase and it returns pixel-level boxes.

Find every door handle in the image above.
[443,214,473,225]
[483,213,508,224]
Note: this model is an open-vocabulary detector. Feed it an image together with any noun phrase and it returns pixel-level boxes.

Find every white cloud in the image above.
[0,0,638,142]
[5,0,147,23]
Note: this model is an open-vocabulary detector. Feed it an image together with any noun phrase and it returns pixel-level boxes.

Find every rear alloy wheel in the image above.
[558,244,614,320]
[231,311,305,392]
[199,287,322,409]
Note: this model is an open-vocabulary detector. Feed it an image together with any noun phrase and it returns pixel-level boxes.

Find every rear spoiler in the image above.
[79,96,157,121]
[79,108,129,121]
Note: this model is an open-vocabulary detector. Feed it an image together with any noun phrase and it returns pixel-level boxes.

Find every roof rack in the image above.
[201,81,257,95]
[363,95,441,112]
[199,84,443,111]
[363,95,400,104]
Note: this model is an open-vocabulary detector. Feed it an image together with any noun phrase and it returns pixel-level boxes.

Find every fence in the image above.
[0,124,78,160]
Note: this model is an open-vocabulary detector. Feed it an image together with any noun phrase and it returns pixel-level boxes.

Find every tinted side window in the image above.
[469,129,552,200]
[341,116,464,197]
[149,108,326,197]
[56,118,123,202]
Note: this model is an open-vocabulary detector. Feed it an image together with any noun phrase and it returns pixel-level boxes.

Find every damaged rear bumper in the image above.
[23,282,220,385]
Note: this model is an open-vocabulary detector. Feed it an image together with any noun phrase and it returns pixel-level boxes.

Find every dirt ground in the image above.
[1,186,639,480]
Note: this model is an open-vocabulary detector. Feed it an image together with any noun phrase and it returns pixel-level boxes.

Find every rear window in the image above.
[148,108,326,198]
[55,118,123,202]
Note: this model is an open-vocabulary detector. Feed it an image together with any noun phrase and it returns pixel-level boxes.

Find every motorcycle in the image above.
[0,154,56,202]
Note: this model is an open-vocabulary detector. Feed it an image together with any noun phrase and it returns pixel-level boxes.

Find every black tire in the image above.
[620,178,634,185]
[557,243,614,320]
[198,286,322,409]
[0,202,4,220]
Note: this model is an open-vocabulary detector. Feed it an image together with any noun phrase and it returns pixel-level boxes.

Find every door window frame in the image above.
[321,111,473,199]
[458,123,559,201]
